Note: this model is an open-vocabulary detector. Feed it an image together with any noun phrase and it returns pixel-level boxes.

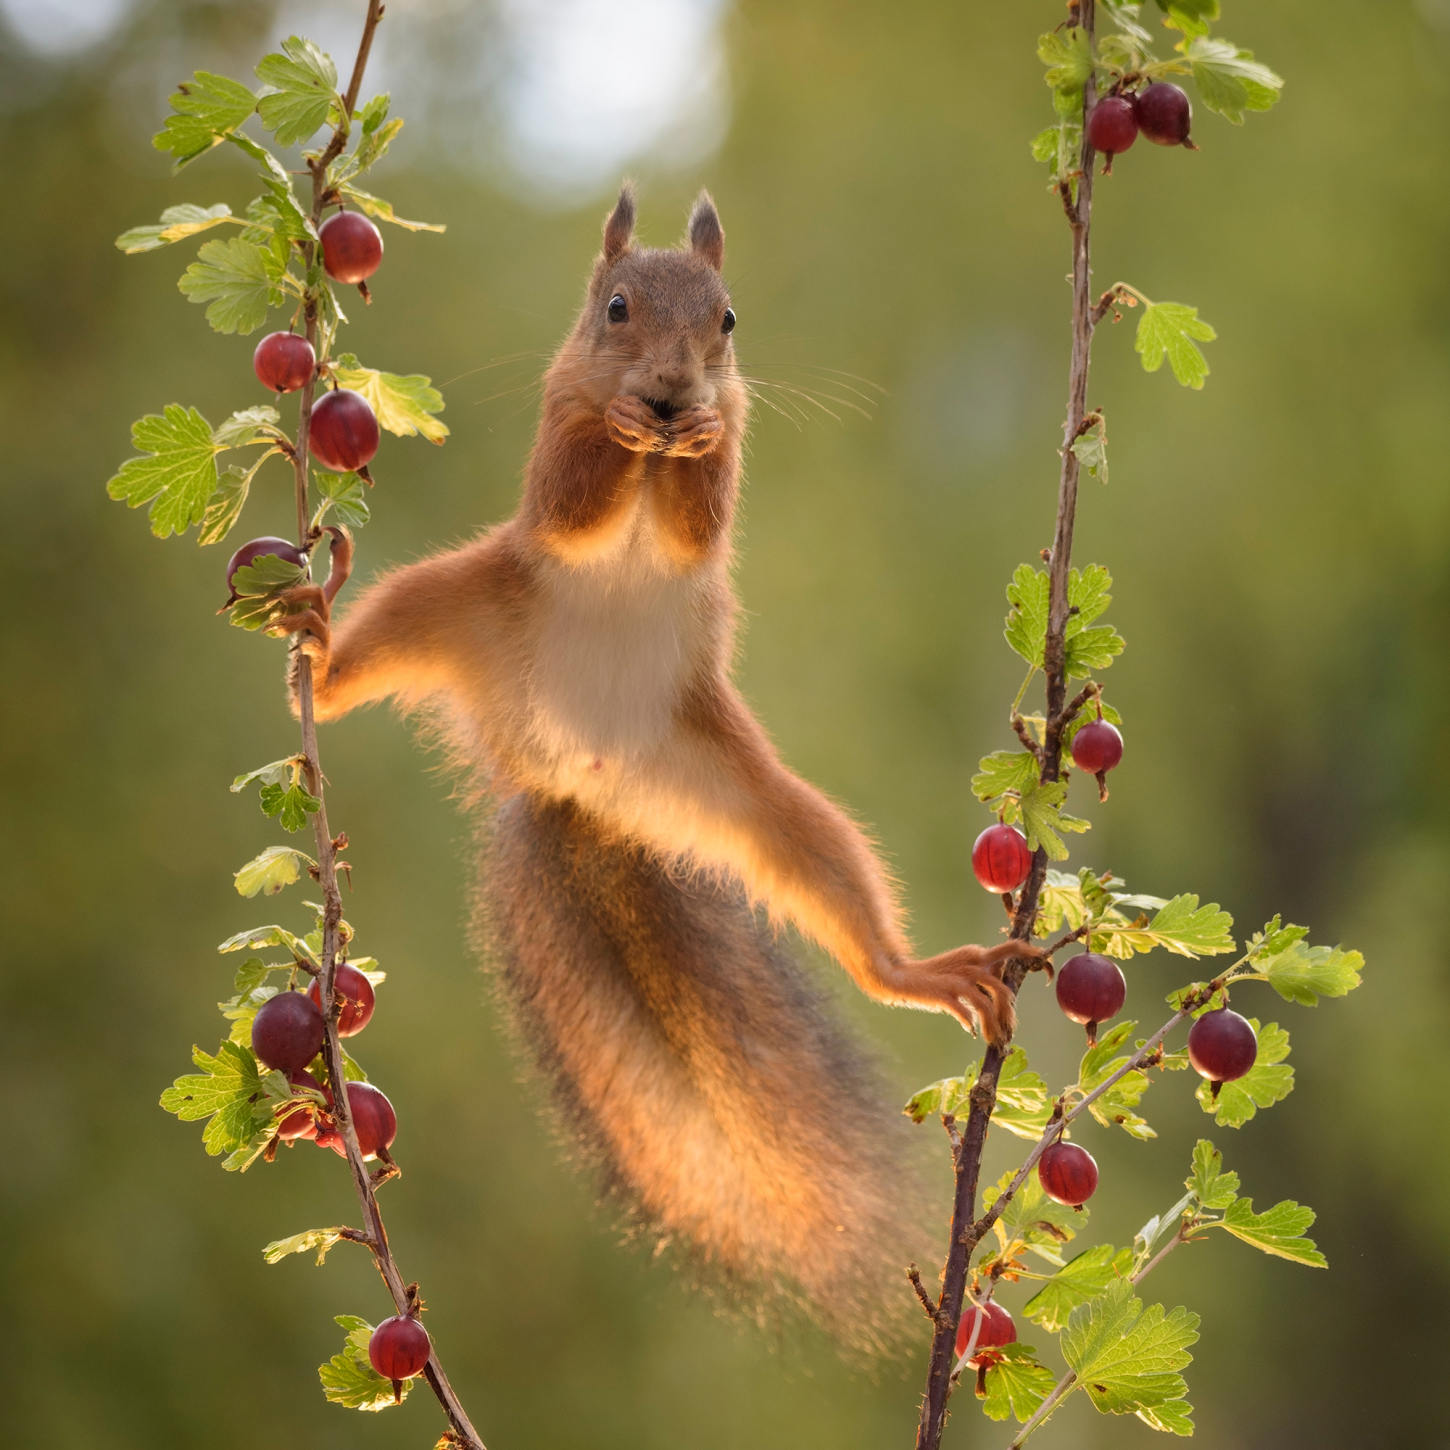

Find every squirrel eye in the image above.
[721,307,736,335]
[607,294,628,323]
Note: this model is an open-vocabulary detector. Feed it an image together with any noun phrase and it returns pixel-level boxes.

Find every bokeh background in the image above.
[2,0,1447,1444]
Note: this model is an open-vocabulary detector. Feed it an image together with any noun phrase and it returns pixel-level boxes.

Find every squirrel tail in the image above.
[477,791,934,1354]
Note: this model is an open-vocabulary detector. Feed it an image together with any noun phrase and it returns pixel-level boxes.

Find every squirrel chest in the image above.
[515,498,722,782]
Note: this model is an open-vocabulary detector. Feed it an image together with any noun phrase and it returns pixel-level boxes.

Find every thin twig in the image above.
[286,6,484,1447]
[914,8,1100,1444]
[1012,714,1045,763]
[908,1265,939,1321]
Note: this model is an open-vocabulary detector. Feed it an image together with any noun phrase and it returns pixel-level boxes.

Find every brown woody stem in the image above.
[914,5,1101,1445]
[286,4,484,1446]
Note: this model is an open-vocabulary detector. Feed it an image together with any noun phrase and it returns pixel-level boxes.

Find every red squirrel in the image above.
[278,186,1045,1341]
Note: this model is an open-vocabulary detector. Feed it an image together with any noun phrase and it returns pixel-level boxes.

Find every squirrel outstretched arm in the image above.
[282,186,1041,1049]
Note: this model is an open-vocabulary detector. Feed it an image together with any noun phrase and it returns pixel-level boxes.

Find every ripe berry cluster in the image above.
[251,210,387,474]
[1086,82,1195,166]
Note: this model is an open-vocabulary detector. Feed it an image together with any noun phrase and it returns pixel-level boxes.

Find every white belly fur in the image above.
[522,503,714,776]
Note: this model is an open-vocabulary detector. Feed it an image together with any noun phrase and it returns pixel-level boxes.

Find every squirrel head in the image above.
[564,183,738,417]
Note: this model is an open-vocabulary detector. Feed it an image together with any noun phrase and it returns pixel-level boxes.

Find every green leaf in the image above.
[358,93,390,133]
[338,184,446,233]
[1024,1243,1137,1332]
[1005,564,1050,668]
[1008,778,1090,861]
[1060,1280,1199,1426]
[213,404,283,448]
[262,782,321,832]
[1217,1196,1326,1268]
[1250,940,1364,1007]
[107,405,221,539]
[235,845,316,898]
[263,1226,344,1265]
[1185,37,1284,123]
[1155,0,1218,36]
[1071,421,1108,484]
[1101,1,1157,47]
[1004,564,1123,677]
[1078,1021,1156,1139]
[330,360,449,443]
[981,1343,1059,1424]
[229,551,308,597]
[153,72,257,168]
[319,1316,412,1411]
[1187,1138,1239,1210]
[1135,300,1217,389]
[1196,1019,1292,1127]
[116,203,235,254]
[178,237,286,335]
[159,1040,286,1162]
[232,956,277,995]
[986,1166,1086,1266]
[1038,27,1093,95]
[198,449,283,546]
[1096,893,1234,959]
[904,1048,1048,1138]
[231,758,297,790]
[1030,125,1060,163]
[256,36,340,147]
[218,923,318,964]
[313,470,371,529]
[972,750,1039,805]
[1136,1399,1196,1435]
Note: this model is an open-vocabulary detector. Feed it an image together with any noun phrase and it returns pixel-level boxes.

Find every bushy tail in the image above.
[477,791,934,1353]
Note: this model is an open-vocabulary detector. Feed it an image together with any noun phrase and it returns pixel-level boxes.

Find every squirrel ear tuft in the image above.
[603,183,636,263]
[687,190,724,271]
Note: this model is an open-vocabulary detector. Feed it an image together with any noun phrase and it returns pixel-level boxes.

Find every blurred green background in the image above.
[2,0,1447,1444]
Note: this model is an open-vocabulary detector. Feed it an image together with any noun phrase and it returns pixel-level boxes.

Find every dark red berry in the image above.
[1087,96,1139,155]
[276,1069,330,1141]
[1137,82,1193,147]
[252,331,315,394]
[320,211,384,285]
[972,824,1033,894]
[225,536,307,602]
[317,1080,397,1161]
[955,1299,1016,1364]
[1038,1141,1098,1207]
[1055,953,1126,1039]
[369,1315,430,1385]
[1071,720,1123,775]
[1187,1008,1257,1088]
[309,388,379,473]
[308,963,377,1037]
[251,990,326,1076]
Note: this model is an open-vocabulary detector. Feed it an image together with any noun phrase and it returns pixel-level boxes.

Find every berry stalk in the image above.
[284,4,485,1446]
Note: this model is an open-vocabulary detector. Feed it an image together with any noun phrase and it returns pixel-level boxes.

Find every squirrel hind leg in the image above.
[477,792,933,1357]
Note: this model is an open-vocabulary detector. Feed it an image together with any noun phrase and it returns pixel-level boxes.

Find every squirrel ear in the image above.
[603,183,636,263]
[687,190,724,271]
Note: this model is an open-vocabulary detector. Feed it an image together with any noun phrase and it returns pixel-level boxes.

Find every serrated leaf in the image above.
[1102,0,1157,46]
[179,237,286,336]
[972,750,1039,805]
[116,203,235,254]
[1030,125,1060,163]
[319,1315,411,1411]
[1187,1138,1239,1210]
[312,470,371,529]
[261,782,321,832]
[1038,27,1093,95]
[263,1226,344,1265]
[1023,1243,1136,1332]
[218,923,318,964]
[1072,423,1108,484]
[256,36,340,147]
[338,183,446,232]
[159,1040,282,1160]
[1004,564,1123,678]
[988,1167,1086,1265]
[1001,778,1089,861]
[235,844,316,898]
[1217,1196,1326,1267]
[1186,36,1283,123]
[1136,1398,1196,1434]
[153,72,257,168]
[233,956,276,995]
[1135,301,1216,389]
[1251,941,1363,1007]
[229,552,308,597]
[231,757,298,792]
[1077,1021,1155,1140]
[1196,1019,1292,1127]
[330,360,449,443]
[905,1048,1049,1139]
[1096,893,1235,959]
[198,448,283,546]
[1005,564,1050,668]
[213,404,283,448]
[981,1343,1059,1423]
[107,405,222,539]
[1061,1280,1199,1424]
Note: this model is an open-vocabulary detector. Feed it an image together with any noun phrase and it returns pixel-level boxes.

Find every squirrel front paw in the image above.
[268,582,331,659]
[606,394,670,454]
[660,404,723,458]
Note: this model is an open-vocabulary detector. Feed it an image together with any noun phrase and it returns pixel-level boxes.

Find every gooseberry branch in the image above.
[282,3,485,1445]
[912,2,1103,1443]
